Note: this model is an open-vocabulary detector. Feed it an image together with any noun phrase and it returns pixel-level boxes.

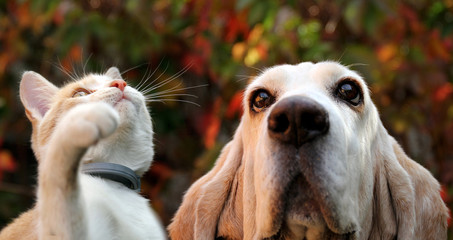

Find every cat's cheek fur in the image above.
[88,87,123,108]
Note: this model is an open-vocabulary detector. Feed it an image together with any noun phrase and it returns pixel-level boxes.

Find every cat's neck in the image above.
[81,162,141,191]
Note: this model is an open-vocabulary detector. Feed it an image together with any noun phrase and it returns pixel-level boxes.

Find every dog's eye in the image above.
[336,80,362,106]
[251,89,274,113]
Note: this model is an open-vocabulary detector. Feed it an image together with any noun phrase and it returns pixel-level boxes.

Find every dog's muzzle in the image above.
[264,95,358,238]
[267,96,329,147]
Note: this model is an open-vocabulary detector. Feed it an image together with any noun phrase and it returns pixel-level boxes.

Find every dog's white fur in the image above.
[169,61,449,239]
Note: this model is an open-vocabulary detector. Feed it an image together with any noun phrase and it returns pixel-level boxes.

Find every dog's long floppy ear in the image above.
[371,129,448,239]
[168,124,244,240]
[390,140,449,238]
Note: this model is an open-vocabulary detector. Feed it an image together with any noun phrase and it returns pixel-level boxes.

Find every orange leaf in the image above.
[61,45,83,72]
[377,44,398,62]
[201,98,222,149]
[0,149,17,180]
[15,1,32,28]
[232,42,247,61]
[204,116,221,149]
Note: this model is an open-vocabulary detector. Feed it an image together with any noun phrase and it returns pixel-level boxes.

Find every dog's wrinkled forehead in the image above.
[244,61,370,116]
[249,61,365,94]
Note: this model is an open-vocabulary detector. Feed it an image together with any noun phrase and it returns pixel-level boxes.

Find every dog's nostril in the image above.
[300,111,328,132]
[268,113,290,133]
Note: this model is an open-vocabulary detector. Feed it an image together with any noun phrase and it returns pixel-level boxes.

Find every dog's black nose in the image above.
[267,96,329,147]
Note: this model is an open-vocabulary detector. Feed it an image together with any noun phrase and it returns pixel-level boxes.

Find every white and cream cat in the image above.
[0,67,166,239]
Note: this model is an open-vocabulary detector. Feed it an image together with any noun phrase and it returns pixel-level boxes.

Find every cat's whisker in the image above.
[134,64,152,91]
[141,67,178,93]
[82,53,93,76]
[138,61,170,93]
[142,82,183,95]
[53,59,77,82]
[120,62,149,76]
[146,93,199,99]
[144,84,208,97]
[141,80,186,95]
[143,63,192,93]
[136,60,165,92]
[135,62,204,107]
[147,99,165,104]
[71,61,81,80]
[146,98,201,107]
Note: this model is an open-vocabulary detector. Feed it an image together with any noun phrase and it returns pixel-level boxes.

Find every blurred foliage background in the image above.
[1,0,452,237]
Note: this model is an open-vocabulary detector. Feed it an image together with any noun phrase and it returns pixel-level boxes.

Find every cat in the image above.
[0,67,166,239]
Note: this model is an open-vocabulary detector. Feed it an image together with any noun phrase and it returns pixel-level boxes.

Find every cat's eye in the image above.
[335,79,362,106]
[251,89,275,113]
[72,89,91,98]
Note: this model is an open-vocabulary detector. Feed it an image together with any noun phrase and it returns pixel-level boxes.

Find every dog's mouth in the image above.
[266,173,357,240]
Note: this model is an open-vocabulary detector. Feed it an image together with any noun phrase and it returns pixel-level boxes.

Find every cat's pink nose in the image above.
[110,79,127,92]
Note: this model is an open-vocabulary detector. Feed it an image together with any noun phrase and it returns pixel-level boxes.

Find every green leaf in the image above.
[344,0,363,34]
[236,0,255,11]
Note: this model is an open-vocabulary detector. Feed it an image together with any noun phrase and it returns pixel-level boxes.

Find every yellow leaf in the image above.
[244,47,260,66]
[248,24,264,45]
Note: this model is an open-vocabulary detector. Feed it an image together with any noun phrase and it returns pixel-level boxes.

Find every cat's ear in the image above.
[20,71,58,121]
[105,67,123,80]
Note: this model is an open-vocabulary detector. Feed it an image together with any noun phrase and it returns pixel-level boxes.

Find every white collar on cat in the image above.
[81,162,141,192]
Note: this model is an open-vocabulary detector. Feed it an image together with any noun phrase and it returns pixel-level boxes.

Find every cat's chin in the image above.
[114,98,128,107]
[113,98,137,114]
[113,88,144,113]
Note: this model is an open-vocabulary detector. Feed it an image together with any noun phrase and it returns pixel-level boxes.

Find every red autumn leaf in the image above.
[399,4,424,35]
[224,11,250,43]
[193,0,212,32]
[433,83,453,102]
[53,2,70,26]
[182,35,212,75]
[147,162,173,198]
[440,185,452,226]
[0,54,11,75]
[225,91,243,119]
[182,53,205,75]
[427,30,451,61]
[256,42,269,61]
[440,185,449,202]
[194,35,212,60]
